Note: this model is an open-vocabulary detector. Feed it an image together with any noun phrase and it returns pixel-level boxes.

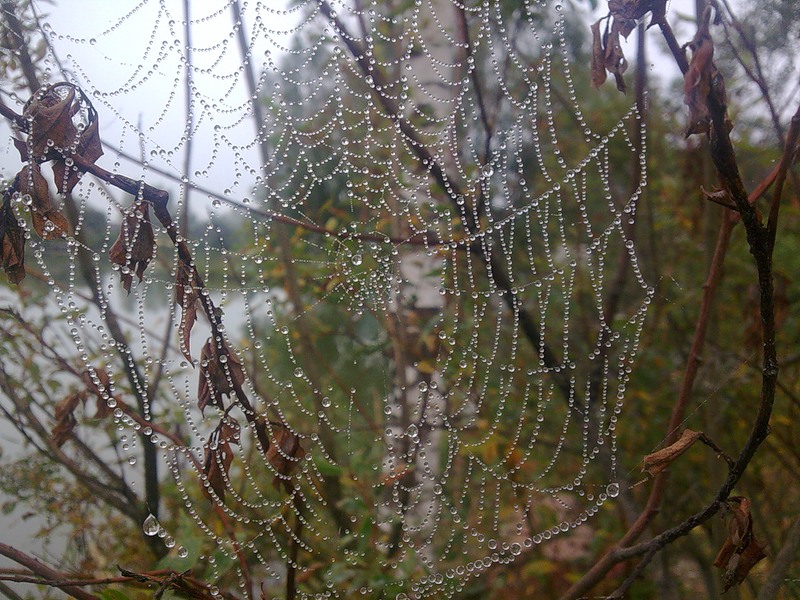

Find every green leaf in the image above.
[313,455,342,477]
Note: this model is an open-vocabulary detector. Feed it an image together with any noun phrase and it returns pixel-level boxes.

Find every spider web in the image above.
[6,0,651,596]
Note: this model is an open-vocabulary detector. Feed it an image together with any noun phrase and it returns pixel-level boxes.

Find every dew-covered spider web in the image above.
[2,0,652,596]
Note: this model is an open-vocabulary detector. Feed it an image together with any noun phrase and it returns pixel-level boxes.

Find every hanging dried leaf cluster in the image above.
[713,497,767,591]
[591,0,667,92]
[108,201,156,293]
[197,337,246,415]
[202,418,241,502]
[1,82,103,283]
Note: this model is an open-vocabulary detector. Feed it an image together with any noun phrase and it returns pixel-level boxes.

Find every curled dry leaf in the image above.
[18,164,71,240]
[590,20,608,88]
[177,261,199,362]
[197,337,246,415]
[264,423,306,491]
[683,9,727,138]
[52,116,103,194]
[590,17,628,93]
[51,391,87,447]
[642,428,702,476]
[22,83,78,161]
[604,20,628,93]
[109,201,156,293]
[19,83,104,193]
[684,35,714,137]
[713,497,767,591]
[201,418,241,502]
[701,185,734,209]
[591,1,667,92]
[0,198,26,284]
[18,163,52,213]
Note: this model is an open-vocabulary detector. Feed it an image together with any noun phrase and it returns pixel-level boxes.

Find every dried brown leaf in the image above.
[605,20,628,93]
[197,338,245,415]
[713,498,767,591]
[265,425,306,490]
[177,262,199,362]
[642,429,702,476]
[52,117,103,194]
[32,209,71,240]
[201,419,240,502]
[591,20,608,88]
[0,200,26,284]
[109,202,156,293]
[12,137,28,162]
[23,83,78,160]
[16,164,71,239]
[684,36,714,136]
[18,163,53,213]
[51,391,86,447]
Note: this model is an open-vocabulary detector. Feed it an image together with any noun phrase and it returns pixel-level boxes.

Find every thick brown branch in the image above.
[0,544,99,600]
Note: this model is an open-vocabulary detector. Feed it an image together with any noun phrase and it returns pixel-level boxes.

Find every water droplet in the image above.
[177,546,189,558]
[606,483,620,498]
[143,513,159,536]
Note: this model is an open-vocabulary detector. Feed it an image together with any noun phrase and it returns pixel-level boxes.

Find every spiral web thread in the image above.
[9,0,651,596]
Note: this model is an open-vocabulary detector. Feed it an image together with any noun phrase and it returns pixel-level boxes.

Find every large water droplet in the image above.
[142,513,159,536]
[606,482,620,498]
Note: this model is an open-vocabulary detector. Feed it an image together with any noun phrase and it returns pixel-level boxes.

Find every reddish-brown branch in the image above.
[766,105,800,253]
[0,543,99,600]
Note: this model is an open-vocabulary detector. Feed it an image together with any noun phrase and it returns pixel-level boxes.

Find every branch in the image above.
[766,104,800,253]
[0,543,99,600]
